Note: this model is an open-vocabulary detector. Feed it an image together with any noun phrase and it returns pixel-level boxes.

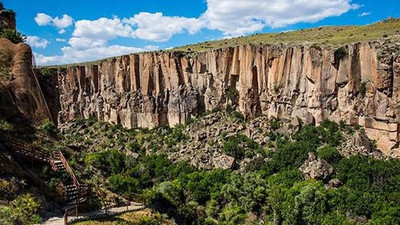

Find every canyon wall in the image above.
[56,38,400,156]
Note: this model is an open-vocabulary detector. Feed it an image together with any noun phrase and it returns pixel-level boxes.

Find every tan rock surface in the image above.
[54,39,400,156]
[0,38,51,124]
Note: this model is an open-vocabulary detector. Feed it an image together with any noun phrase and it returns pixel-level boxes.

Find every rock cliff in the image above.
[53,37,400,156]
[0,38,51,125]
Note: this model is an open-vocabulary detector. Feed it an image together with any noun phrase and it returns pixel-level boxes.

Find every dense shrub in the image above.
[317,146,342,165]
[0,28,25,44]
[0,194,41,225]
[223,134,260,160]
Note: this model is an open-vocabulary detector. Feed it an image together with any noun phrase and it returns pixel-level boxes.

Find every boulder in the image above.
[299,152,333,180]
[213,155,235,170]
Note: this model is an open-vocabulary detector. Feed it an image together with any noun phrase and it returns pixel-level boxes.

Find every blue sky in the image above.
[2,0,399,65]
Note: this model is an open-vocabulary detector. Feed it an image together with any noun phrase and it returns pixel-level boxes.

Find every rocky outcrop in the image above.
[0,38,51,124]
[55,37,400,156]
[300,152,334,180]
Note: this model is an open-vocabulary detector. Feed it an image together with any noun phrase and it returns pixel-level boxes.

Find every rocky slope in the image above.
[50,36,400,156]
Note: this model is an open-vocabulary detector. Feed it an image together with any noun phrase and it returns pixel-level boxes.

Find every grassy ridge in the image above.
[173,18,400,52]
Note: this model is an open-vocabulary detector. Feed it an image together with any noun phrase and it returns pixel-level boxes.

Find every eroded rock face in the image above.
[0,38,51,124]
[56,38,400,156]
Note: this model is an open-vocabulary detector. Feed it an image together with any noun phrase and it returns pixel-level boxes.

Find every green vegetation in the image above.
[0,28,26,44]
[39,67,53,78]
[73,209,168,225]
[225,85,239,102]
[359,81,367,97]
[173,18,400,52]
[223,134,261,160]
[335,46,348,60]
[63,114,400,225]
[0,194,41,225]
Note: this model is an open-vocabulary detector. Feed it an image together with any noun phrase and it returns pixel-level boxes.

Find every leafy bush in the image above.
[230,111,244,121]
[223,134,260,160]
[40,67,53,78]
[39,118,57,137]
[317,146,342,165]
[0,194,41,225]
[225,85,239,101]
[335,46,348,60]
[85,149,126,174]
[108,174,139,195]
[0,28,26,44]
[359,81,367,97]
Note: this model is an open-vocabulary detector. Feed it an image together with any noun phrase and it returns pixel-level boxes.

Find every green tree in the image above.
[281,180,327,224]
[222,172,268,214]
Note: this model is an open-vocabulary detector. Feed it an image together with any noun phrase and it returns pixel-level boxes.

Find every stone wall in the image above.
[55,38,400,155]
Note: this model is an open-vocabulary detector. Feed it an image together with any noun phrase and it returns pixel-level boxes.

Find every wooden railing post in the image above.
[64,209,68,225]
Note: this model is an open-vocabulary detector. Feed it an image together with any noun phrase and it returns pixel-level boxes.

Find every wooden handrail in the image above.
[4,135,88,206]
[56,150,80,188]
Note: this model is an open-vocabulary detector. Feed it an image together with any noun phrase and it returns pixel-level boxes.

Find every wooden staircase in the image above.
[50,150,88,204]
[4,136,88,205]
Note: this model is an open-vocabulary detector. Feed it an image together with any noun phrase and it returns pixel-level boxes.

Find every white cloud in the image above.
[358,12,371,17]
[72,13,204,43]
[34,44,153,66]
[73,17,134,40]
[26,36,50,48]
[68,37,107,49]
[52,14,73,28]
[124,12,205,42]
[56,38,66,42]
[34,13,73,33]
[34,13,52,26]
[34,0,360,65]
[68,0,359,42]
[201,0,359,36]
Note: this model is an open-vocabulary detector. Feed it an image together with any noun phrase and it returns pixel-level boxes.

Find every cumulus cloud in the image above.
[26,36,49,48]
[34,13,52,26]
[73,17,134,40]
[124,12,205,42]
[72,13,204,42]
[68,0,359,42]
[34,13,73,33]
[35,41,158,66]
[34,0,360,65]
[201,0,360,36]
